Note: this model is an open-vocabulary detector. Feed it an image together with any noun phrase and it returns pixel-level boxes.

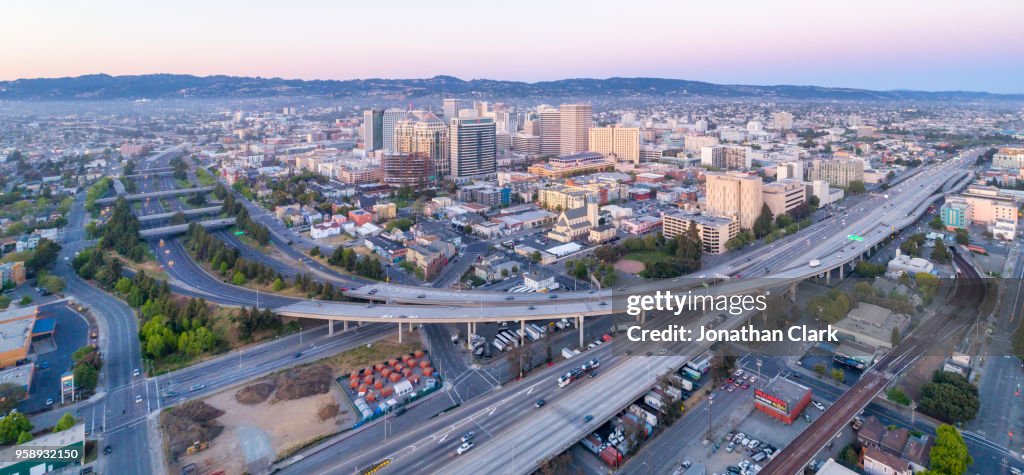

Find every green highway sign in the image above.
[234,231,245,235]
[847,235,863,241]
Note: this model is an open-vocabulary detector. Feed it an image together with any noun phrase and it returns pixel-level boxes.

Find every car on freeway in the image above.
[535,399,545,408]
[103,446,113,455]
[45,398,54,406]
[457,441,474,455]
[461,431,475,443]
[190,384,205,392]
[135,395,143,404]
[133,368,141,377]
[583,414,594,423]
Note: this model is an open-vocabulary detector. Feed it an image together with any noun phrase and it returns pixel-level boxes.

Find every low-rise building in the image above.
[662,212,738,254]
[406,241,455,280]
[886,249,934,277]
[834,303,910,351]
[762,179,806,217]
[0,262,26,287]
[310,222,343,240]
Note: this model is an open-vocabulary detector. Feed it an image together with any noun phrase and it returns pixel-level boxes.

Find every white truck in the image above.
[561,347,579,359]
[809,259,821,267]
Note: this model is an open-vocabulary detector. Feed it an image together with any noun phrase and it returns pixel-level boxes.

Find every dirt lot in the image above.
[320,331,423,375]
[170,365,354,475]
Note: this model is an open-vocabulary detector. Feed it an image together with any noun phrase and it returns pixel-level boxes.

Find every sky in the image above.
[3,0,1023,93]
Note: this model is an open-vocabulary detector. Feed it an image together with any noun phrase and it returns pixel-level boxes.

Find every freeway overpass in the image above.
[139,218,235,238]
[136,206,222,223]
[95,186,215,204]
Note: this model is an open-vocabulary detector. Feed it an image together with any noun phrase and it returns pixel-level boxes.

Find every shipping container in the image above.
[686,353,712,373]
[561,347,578,359]
[627,404,659,427]
[599,446,622,468]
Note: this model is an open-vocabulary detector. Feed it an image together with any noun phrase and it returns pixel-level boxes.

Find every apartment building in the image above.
[701,145,752,170]
[808,158,865,188]
[450,117,497,179]
[662,212,739,254]
[538,106,560,156]
[993,147,1024,169]
[527,152,615,179]
[589,127,640,164]
[394,110,449,177]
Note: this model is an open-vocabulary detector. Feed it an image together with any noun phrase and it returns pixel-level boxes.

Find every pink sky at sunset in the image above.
[2,0,1022,92]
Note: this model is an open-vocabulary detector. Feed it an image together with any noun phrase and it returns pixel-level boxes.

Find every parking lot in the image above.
[19,301,90,414]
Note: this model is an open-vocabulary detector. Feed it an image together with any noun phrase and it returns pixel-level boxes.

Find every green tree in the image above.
[73,364,98,394]
[0,412,32,444]
[830,368,846,383]
[887,387,910,406]
[37,274,65,294]
[26,239,62,275]
[530,251,542,263]
[925,425,973,475]
[931,239,950,263]
[232,271,247,286]
[954,229,969,245]
[915,272,940,304]
[813,363,827,376]
[115,277,133,294]
[16,431,32,444]
[310,246,321,257]
[0,383,26,414]
[929,215,944,230]
[918,371,979,423]
[847,180,866,194]
[272,278,285,291]
[753,203,775,238]
[18,296,32,306]
[53,413,77,432]
[891,326,901,347]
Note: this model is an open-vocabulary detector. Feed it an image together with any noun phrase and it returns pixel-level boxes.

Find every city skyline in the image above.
[3,0,1023,93]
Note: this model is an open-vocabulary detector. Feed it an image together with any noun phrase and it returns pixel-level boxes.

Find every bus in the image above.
[832,354,866,371]
[682,367,702,381]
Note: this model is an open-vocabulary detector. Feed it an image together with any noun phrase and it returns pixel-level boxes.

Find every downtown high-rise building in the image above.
[538,106,561,156]
[443,98,466,121]
[450,117,497,179]
[559,104,593,155]
[394,111,450,178]
[382,108,406,153]
[362,108,384,152]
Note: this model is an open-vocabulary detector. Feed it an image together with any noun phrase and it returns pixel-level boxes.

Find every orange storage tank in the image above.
[406,359,417,368]
[419,361,430,369]
[381,368,392,378]
[423,368,434,377]
[366,392,377,403]
[374,380,383,389]
[362,367,373,376]
[402,354,412,362]
[381,386,394,397]
[349,379,359,389]
[409,375,420,384]
[414,350,425,358]
[388,359,399,366]
[363,375,374,385]
[394,364,404,372]
[389,373,401,382]
[403,369,412,377]
[358,384,367,393]
[374,363,385,372]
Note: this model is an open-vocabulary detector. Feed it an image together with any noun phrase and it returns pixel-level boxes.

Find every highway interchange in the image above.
[44,146,999,474]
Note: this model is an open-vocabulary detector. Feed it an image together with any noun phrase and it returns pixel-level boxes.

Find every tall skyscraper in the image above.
[450,117,497,179]
[394,111,450,178]
[559,104,593,155]
[588,127,640,164]
[704,171,764,230]
[382,108,406,153]
[443,98,465,121]
[362,108,384,152]
[538,106,561,156]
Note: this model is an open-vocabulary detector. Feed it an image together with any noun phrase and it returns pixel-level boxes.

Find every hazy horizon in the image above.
[3,0,1023,93]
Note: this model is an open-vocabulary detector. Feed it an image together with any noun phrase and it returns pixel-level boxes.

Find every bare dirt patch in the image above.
[275,364,334,401]
[161,401,226,462]
[234,381,275,405]
[172,375,353,475]
[615,259,645,274]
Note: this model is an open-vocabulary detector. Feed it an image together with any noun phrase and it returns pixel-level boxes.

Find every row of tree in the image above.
[221,193,271,245]
[98,197,147,262]
[71,345,102,396]
[327,246,386,280]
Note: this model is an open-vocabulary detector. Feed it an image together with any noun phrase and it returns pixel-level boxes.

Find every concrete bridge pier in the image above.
[787,282,798,303]
[328,320,334,335]
[578,316,585,348]
[398,322,403,343]
[343,320,349,332]
[520,320,526,347]
[826,268,831,286]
